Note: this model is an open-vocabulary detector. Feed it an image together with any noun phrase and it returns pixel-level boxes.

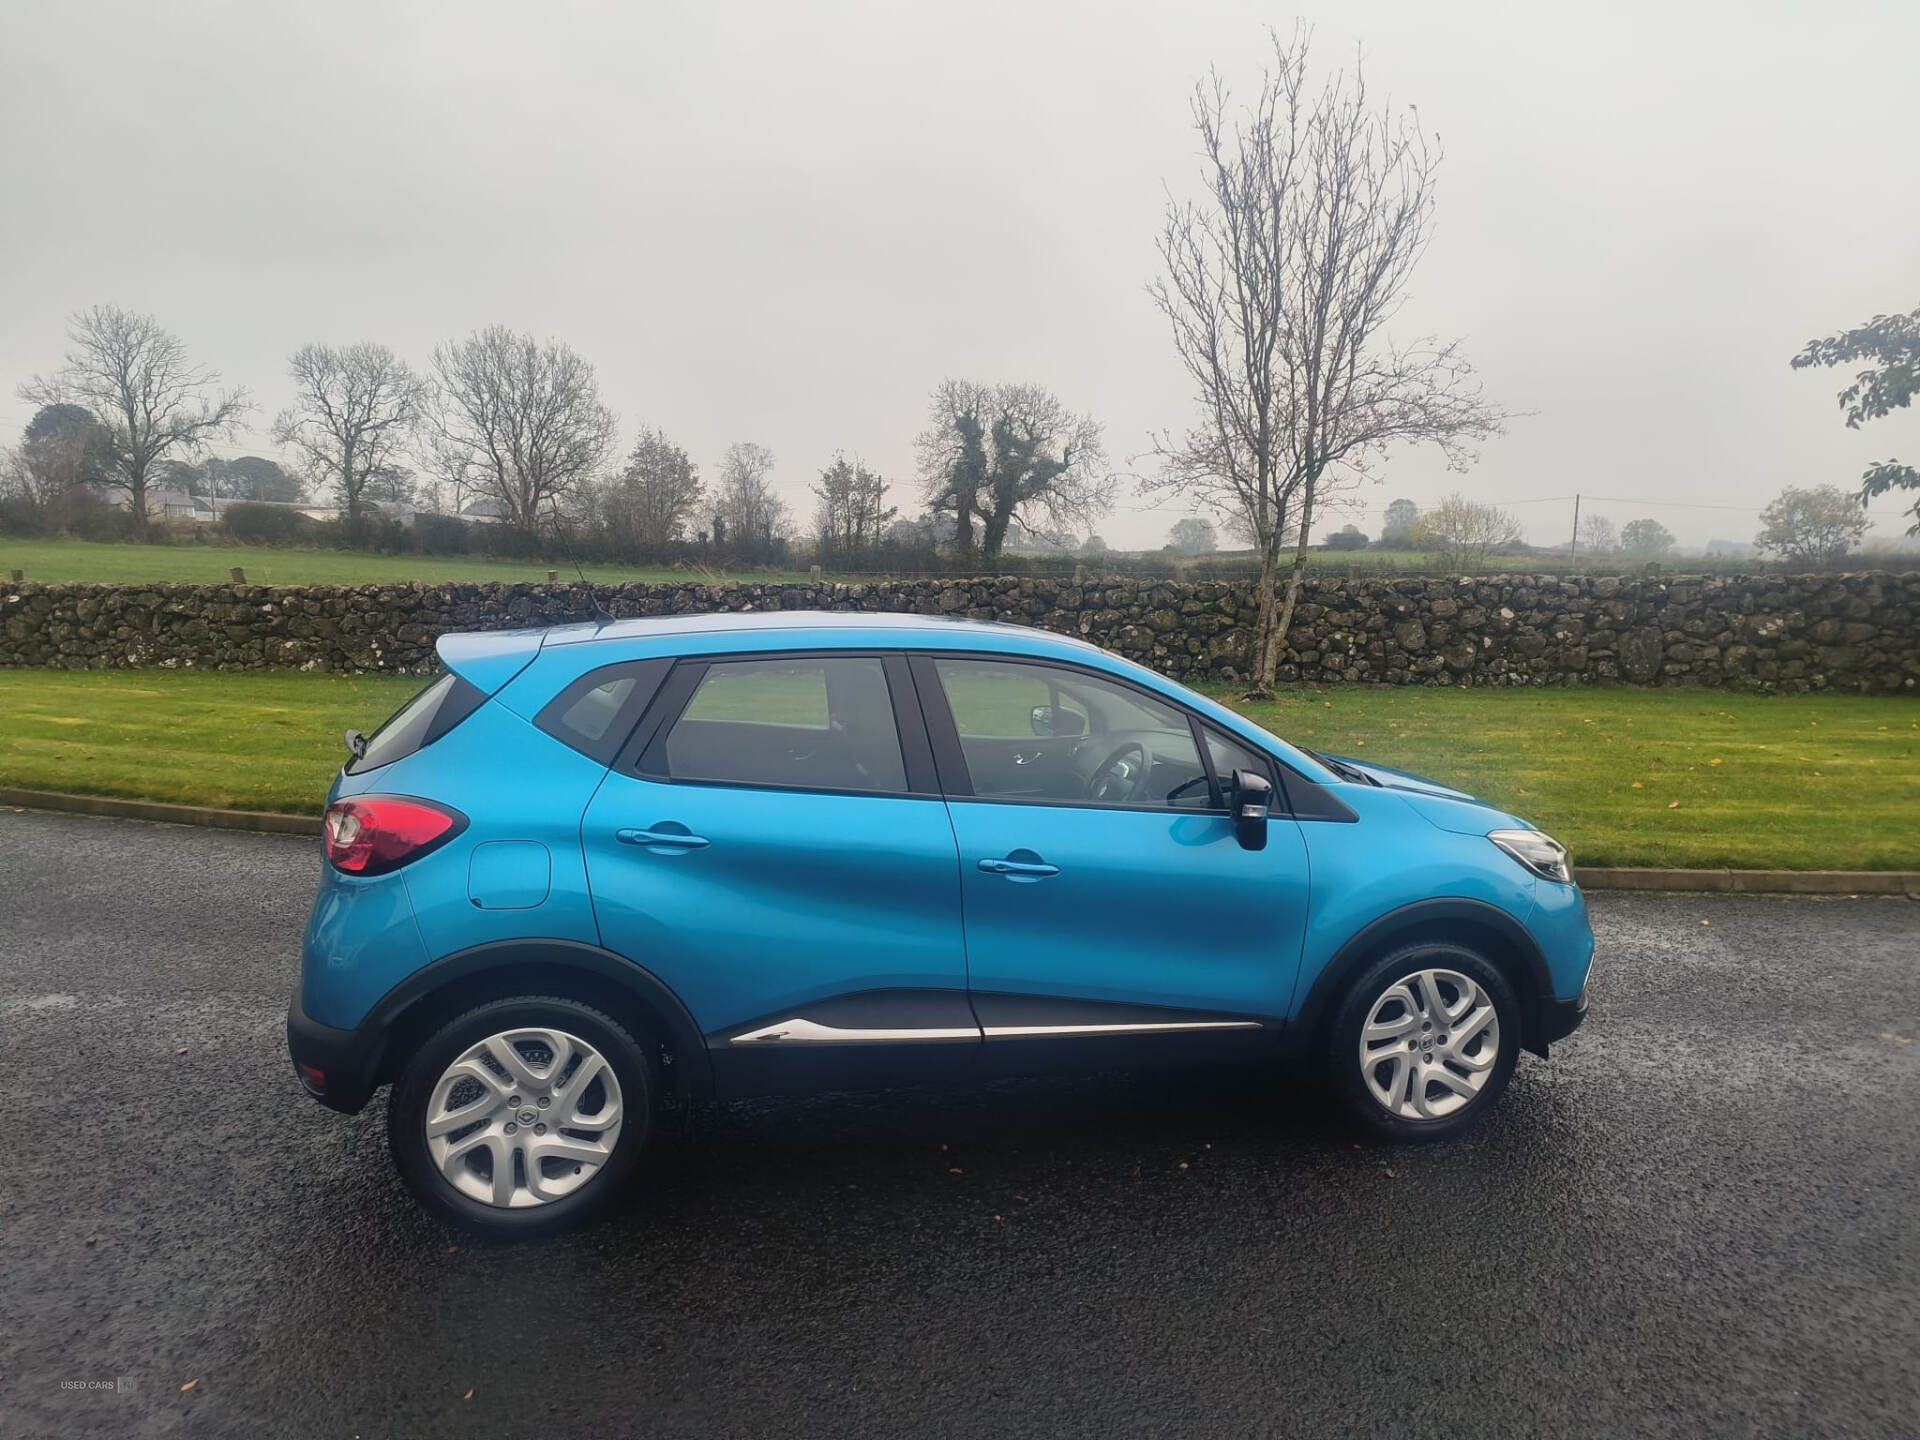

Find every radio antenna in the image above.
[544,494,612,627]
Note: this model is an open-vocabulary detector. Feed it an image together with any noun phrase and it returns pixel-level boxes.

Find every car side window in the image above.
[931,657,1211,810]
[659,656,908,794]
[535,658,673,765]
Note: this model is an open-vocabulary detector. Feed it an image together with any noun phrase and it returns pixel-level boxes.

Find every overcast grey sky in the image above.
[3,0,1916,550]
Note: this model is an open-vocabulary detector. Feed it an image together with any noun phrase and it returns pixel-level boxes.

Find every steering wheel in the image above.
[1085,740,1154,805]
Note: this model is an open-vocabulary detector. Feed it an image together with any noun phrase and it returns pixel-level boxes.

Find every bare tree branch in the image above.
[18,305,250,532]
[273,342,429,537]
[1147,27,1505,693]
[916,379,1112,563]
[714,442,787,548]
[426,326,617,534]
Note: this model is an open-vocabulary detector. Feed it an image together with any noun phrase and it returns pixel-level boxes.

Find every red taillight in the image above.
[323,796,465,876]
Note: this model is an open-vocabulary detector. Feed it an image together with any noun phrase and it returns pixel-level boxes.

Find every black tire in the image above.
[387,994,653,1237]
[1326,940,1520,1142]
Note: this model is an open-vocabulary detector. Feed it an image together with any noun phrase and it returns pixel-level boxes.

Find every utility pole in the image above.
[1569,492,1581,574]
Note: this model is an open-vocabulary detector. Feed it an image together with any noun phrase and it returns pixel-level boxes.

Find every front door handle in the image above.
[617,827,711,850]
[977,856,1060,878]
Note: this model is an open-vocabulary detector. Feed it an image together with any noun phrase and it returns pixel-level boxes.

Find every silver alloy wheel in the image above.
[1357,968,1501,1121]
[424,1027,624,1208]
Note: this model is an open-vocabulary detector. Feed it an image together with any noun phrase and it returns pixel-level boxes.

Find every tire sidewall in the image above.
[388,995,654,1237]
[1329,942,1520,1142]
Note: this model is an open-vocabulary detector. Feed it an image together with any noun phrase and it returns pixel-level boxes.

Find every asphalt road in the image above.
[2,809,1916,1440]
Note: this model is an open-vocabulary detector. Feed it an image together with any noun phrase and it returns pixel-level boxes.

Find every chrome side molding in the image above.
[730,1017,1263,1045]
[983,1020,1261,1037]
[731,1018,981,1045]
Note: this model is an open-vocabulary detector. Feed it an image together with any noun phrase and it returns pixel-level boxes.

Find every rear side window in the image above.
[348,673,486,774]
[653,656,908,794]
[535,658,673,765]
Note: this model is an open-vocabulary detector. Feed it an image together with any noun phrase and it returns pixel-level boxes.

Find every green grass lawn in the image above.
[0,536,811,588]
[1,668,1914,870]
[1207,684,1919,872]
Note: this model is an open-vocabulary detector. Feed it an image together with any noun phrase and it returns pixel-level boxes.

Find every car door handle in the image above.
[977,857,1060,878]
[617,827,710,850]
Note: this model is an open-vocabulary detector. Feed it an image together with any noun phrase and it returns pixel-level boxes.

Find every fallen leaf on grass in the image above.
[1631,782,1644,789]
[1668,801,1680,809]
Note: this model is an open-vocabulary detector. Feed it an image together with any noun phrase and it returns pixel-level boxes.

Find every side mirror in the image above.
[1030,705,1086,738]
[1230,768,1271,851]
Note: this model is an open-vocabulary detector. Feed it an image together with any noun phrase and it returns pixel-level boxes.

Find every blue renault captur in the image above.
[288,612,1591,1234]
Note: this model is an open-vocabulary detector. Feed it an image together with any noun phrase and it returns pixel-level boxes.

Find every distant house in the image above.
[146,489,217,523]
[459,497,509,524]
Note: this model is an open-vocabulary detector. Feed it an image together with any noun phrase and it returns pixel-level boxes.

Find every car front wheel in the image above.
[1328,941,1520,1141]
[388,995,653,1236]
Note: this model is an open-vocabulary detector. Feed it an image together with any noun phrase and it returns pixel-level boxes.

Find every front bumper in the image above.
[286,989,385,1115]
[1537,984,1589,1049]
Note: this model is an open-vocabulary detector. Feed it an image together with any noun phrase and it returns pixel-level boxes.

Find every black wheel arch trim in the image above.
[1293,897,1561,1058]
[361,938,714,1099]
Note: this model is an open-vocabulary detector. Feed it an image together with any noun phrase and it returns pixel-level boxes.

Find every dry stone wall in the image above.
[3,571,1916,693]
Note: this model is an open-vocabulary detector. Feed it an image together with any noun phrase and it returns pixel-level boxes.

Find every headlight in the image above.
[1488,828,1573,885]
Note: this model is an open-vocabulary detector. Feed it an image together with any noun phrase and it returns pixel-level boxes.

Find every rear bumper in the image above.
[286,990,385,1115]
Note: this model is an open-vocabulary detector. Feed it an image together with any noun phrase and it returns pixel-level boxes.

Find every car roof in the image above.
[539,609,1108,656]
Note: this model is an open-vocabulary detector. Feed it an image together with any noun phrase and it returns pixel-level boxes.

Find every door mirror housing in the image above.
[1230,768,1271,851]
[1029,705,1086,738]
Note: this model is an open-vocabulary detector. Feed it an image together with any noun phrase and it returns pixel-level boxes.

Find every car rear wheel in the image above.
[1327,941,1520,1141]
[388,995,653,1236]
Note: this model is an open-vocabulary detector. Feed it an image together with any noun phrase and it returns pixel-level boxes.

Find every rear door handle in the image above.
[617,827,711,850]
[977,857,1060,878]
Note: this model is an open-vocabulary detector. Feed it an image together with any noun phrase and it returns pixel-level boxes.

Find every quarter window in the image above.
[534,658,673,765]
[1202,729,1271,794]
[658,656,907,794]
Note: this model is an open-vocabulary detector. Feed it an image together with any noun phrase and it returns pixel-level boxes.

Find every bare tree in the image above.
[812,454,897,566]
[1619,518,1675,559]
[273,342,429,537]
[18,305,249,533]
[1410,492,1522,573]
[1379,497,1420,547]
[427,326,617,534]
[596,427,704,552]
[714,442,787,547]
[1168,516,1219,554]
[1147,28,1504,693]
[1577,512,1618,557]
[916,379,1112,564]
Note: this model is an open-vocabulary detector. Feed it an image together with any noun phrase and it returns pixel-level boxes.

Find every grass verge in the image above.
[1,668,1913,870]
[0,536,812,588]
